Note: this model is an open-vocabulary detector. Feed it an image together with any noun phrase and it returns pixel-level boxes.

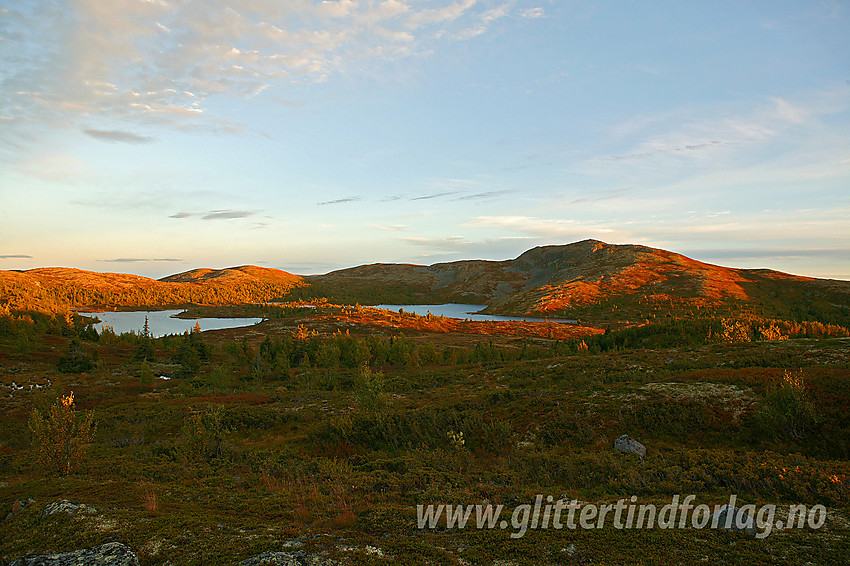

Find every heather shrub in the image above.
[181,405,228,463]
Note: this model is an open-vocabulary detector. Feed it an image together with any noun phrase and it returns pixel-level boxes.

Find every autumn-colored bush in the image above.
[28,392,97,475]
[756,369,820,442]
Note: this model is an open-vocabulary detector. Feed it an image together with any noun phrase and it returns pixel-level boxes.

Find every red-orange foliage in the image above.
[322,304,603,340]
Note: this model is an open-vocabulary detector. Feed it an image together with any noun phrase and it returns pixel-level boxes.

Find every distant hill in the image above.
[0,265,302,314]
[159,265,301,286]
[2,240,848,326]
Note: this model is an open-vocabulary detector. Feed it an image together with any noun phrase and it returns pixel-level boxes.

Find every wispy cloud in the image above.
[83,129,155,144]
[0,254,33,259]
[317,196,361,206]
[379,180,501,203]
[410,191,461,201]
[520,7,546,19]
[451,3,511,39]
[595,93,845,171]
[202,210,255,220]
[567,187,634,205]
[599,140,734,162]
[454,189,514,201]
[407,0,478,28]
[170,209,256,220]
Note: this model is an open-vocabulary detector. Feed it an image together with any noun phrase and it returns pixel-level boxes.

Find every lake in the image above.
[78,304,573,338]
[372,304,575,323]
[77,310,263,338]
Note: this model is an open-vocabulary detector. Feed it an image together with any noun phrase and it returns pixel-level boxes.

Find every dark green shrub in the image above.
[56,340,95,373]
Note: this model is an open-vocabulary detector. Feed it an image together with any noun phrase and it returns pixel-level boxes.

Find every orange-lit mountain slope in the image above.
[0,266,302,313]
[3,241,848,326]
[310,240,850,323]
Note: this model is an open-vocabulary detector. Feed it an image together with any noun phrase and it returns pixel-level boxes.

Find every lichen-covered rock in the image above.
[10,542,140,566]
[239,548,339,566]
[613,434,646,461]
[239,536,341,566]
[711,504,758,536]
[240,552,307,566]
[42,500,97,517]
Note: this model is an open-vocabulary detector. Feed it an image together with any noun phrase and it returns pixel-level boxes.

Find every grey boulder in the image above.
[614,434,646,461]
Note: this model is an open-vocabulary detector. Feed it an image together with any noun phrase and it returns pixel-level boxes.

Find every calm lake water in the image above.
[372,304,575,323]
[79,304,573,337]
[78,310,263,338]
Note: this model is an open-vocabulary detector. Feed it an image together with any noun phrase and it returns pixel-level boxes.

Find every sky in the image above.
[1,1,849,279]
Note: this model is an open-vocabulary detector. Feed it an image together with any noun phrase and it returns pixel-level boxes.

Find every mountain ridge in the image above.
[309,239,847,321]
[2,240,848,327]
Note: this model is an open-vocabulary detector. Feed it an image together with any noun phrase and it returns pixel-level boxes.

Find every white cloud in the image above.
[0,0,509,141]
[520,7,545,19]
[451,3,511,39]
[406,0,478,28]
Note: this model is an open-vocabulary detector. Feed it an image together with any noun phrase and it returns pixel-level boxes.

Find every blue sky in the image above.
[1,0,849,279]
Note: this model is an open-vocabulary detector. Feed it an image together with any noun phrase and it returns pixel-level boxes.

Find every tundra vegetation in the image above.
[0,303,848,565]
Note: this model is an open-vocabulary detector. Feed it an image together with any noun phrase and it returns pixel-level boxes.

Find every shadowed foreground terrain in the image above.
[0,304,848,565]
